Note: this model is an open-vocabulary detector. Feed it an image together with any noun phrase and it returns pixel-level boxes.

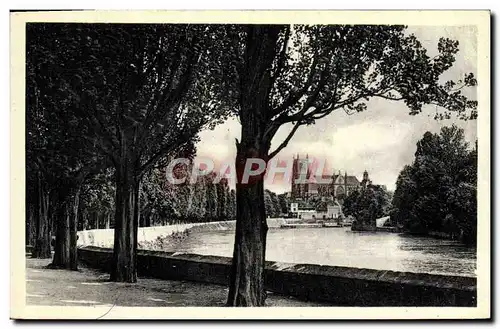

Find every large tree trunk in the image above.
[81,211,87,230]
[227,136,270,306]
[145,211,152,227]
[110,154,140,283]
[26,205,36,247]
[226,26,280,306]
[69,185,81,270]
[140,206,152,227]
[51,195,70,268]
[32,173,51,259]
[105,212,111,229]
[95,212,99,229]
[51,181,82,270]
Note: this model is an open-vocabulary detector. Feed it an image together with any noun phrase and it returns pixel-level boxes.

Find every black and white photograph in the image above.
[10,10,491,320]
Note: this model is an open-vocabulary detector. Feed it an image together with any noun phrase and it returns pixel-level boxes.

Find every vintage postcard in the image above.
[10,10,490,320]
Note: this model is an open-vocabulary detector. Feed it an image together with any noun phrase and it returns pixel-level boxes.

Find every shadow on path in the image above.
[25,258,324,307]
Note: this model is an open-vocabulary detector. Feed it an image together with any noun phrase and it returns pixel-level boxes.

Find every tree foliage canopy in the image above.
[391,125,477,244]
[343,185,392,225]
[28,23,233,177]
[221,25,477,158]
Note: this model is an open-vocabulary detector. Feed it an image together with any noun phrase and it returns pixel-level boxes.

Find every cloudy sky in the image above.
[195,26,478,193]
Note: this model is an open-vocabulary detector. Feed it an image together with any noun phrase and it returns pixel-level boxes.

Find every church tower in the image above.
[291,154,299,198]
[291,154,312,199]
[361,170,371,188]
[344,171,348,196]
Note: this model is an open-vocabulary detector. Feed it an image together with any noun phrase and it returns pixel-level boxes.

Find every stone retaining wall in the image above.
[78,246,476,307]
[77,218,300,248]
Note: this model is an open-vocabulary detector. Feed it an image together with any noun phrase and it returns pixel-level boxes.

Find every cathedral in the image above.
[290,154,372,201]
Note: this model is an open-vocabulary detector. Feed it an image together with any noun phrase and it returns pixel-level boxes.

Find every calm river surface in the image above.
[166,227,476,277]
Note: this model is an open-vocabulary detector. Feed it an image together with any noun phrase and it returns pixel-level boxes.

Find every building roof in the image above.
[308,175,333,182]
[346,175,360,185]
[295,174,361,186]
[333,174,360,185]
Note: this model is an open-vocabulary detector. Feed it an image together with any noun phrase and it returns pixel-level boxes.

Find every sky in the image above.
[194,26,478,194]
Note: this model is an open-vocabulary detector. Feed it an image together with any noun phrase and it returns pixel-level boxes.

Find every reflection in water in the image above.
[164,227,476,277]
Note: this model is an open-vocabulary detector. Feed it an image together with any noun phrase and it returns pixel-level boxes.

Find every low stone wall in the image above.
[78,246,476,307]
[77,218,300,248]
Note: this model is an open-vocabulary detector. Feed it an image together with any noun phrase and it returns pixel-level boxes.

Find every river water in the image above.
[165,227,476,277]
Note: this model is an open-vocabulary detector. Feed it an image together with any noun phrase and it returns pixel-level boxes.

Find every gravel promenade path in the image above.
[26,257,324,308]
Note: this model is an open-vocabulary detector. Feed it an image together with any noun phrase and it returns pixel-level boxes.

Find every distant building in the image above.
[290,154,371,201]
[289,201,342,221]
[360,170,372,188]
[289,202,316,218]
[325,203,342,219]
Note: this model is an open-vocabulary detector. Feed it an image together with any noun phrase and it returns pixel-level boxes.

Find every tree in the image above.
[269,191,281,217]
[140,169,173,227]
[277,193,289,215]
[391,165,418,229]
[138,159,237,226]
[26,23,61,259]
[216,178,230,221]
[343,185,390,230]
[31,24,232,282]
[227,190,237,220]
[79,170,116,230]
[391,126,477,243]
[205,174,219,221]
[342,189,360,218]
[26,24,109,268]
[264,189,280,218]
[223,25,477,306]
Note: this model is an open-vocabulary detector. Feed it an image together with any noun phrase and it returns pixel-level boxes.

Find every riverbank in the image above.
[398,230,477,246]
[77,218,301,249]
[26,257,325,308]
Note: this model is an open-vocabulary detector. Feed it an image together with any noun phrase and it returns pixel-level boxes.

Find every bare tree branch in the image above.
[137,36,199,147]
[269,26,291,88]
[268,121,301,160]
[272,54,320,115]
